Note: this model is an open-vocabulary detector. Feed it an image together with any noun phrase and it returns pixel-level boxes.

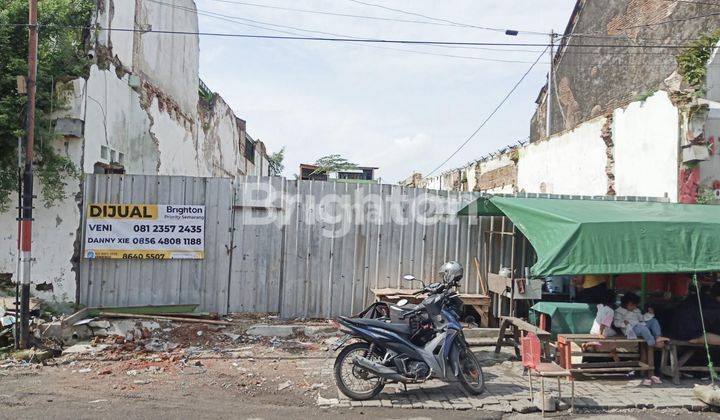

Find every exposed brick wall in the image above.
[474,164,517,192]
[530,0,720,141]
[606,0,677,39]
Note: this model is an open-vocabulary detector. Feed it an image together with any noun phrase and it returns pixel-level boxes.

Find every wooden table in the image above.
[495,316,552,359]
[660,340,720,384]
[556,334,653,378]
[371,288,491,327]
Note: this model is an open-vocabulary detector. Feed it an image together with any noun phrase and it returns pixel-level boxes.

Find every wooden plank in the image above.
[473,256,488,295]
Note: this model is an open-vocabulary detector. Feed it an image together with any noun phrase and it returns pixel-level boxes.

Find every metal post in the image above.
[640,273,647,309]
[546,30,555,138]
[15,137,21,350]
[19,0,39,349]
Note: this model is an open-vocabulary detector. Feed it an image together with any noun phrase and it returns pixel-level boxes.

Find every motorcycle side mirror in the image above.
[402,274,425,288]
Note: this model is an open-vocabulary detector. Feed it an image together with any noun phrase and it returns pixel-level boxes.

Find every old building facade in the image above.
[0,0,271,304]
[411,0,720,205]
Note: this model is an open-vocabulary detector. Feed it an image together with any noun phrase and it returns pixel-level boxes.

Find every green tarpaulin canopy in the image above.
[458,196,720,277]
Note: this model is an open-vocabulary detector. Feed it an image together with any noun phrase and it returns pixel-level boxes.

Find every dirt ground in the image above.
[1,318,719,419]
[0,339,500,419]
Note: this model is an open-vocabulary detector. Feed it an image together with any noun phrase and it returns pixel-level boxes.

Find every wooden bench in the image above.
[495,316,552,359]
[556,334,654,378]
[660,340,720,384]
[371,288,491,327]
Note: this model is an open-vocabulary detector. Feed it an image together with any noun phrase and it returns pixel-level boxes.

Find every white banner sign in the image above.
[84,204,205,260]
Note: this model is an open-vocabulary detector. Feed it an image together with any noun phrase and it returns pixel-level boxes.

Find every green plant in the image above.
[635,88,657,102]
[0,0,94,210]
[268,147,285,176]
[311,154,358,175]
[676,29,720,91]
[696,186,717,205]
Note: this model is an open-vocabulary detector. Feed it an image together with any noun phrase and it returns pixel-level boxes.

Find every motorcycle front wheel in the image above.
[455,346,485,395]
[334,341,385,400]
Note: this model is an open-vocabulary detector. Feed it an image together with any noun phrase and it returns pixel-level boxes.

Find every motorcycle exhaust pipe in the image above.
[353,357,408,383]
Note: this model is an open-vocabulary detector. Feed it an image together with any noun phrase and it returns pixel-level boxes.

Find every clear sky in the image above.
[196,0,578,182]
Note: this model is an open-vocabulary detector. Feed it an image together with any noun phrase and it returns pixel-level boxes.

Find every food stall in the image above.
[457,194,720,378]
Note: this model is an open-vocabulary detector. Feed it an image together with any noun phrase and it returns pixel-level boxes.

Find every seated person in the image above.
[574,274,609,304]
[584,290,620,359]
[614,292,669,348]
[590,290,617,338]
[687,282,720,346]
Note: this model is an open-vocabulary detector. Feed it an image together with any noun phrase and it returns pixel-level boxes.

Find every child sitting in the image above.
[614,292,669,348]
[590,290,617,338]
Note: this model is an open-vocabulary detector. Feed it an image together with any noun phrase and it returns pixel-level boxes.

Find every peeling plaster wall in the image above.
[518,118,609,195]
[0,140,83,303]
[82,64,159,174]
[613,91,679,201]
[0,0,272,305]
[199,98,243,178]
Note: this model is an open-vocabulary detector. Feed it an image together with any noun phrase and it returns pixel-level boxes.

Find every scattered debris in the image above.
[277,380,292,391]
[62,343,109,355]
[694,384,720,407]
[99,312,230,325]
[11,349,53,362]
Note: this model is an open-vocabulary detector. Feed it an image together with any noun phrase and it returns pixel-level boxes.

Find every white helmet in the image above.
[439,261,463,283]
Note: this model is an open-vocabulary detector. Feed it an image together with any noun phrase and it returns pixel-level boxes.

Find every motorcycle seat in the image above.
[391,303,418,312]
[341,316,410,336]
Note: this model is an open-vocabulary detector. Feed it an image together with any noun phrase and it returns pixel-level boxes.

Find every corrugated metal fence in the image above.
[80,175,531,317]
[80,175,234,313]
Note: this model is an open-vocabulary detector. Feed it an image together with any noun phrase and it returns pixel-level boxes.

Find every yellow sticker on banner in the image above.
[87,204,158,219]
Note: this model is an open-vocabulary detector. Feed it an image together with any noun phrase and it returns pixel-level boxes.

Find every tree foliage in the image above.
[676,29,720,91]
[311,154,357,175]
[0,0,94,210]
[268,146,285,176]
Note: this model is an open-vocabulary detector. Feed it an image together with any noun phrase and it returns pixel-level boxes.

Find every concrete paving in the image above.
[321,349,713,414]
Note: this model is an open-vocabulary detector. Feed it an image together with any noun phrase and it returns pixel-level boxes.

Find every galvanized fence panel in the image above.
[227,175,285,314]
[80,175,531,318]
[79,174,234,313]
[274,180,532,319]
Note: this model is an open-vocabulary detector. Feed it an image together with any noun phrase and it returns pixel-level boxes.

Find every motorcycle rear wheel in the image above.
[334,342,385,400]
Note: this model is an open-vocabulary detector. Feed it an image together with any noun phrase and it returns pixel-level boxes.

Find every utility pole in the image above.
[19,0,39,349]
[546,30,555,138]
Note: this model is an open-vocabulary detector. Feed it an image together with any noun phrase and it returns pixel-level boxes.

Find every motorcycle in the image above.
[331,265,485,400]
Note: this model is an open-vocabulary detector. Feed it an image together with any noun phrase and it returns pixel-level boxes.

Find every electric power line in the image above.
[198,0,524,32]
[424,47,549,178]
[343,0,550,36]
[4,23,711,49]
[185,0,707,59]
[152,0,547,64]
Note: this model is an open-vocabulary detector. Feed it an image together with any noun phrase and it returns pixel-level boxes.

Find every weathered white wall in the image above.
[82,64,159,174]
[517,117,609,195]
[613,91,679,201]
[133,0,200,115]
[706,42,720,103]
[700,105,720,200]
[463,163,477,192]
[199,98,243,177]
[0,0,272,305]
[0,139,83,303]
